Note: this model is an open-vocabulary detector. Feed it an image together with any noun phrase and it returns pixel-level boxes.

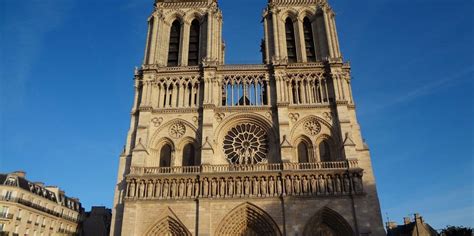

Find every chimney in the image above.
[11,171,26,178]
[34,182,45,187]
[403,217,411,225]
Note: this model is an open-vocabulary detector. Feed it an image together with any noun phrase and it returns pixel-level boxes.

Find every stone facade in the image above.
[111,0,385,235]
[0,171,83,236]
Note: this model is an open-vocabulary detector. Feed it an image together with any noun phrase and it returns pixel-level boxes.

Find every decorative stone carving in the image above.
[289,113,300,122]
[223,123,268,164]
[169,122,186,139]
[323,112,332,121]
[215,113,225,122]
[151,117,164,127]
[304,119,322,136]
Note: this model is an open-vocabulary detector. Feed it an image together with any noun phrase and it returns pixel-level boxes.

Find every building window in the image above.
[182,143,196,166]
[319,140,332,162]
[303,17,316,62]
[167,20,182,67]
[159,144,172,167]
[5,191,12,200]
[0,223,4,231]
[188,19,200,66]
[285,18,297,63]
[297,142,309,163]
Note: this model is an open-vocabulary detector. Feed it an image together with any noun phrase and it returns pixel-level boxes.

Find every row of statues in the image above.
[126,173,363,199]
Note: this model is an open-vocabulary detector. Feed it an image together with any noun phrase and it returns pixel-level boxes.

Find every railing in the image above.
[0,212,13,220]
[0,196,80,223]
[129,160,359,176]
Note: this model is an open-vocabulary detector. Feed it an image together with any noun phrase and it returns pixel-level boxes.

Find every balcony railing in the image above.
[0,212,13,220]
[130,160,359,175]
[0,196,80,223]
[125,160,363,201]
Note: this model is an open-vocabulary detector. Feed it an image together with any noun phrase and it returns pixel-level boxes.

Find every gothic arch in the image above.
[298,8,316,22]
[315,134,338,162]
[293,135,314,163]
[289,115,333,141]
[183,10,205,24]
[177,137,200,166]
[145,216,191,236]
[303,207,354,236]
[164,11,185,25]
[279,9,298,22]
[149,118,198,147]
[215,202,282,236]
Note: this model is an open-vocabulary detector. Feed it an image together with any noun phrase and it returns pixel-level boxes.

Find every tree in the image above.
[440,226,473,236]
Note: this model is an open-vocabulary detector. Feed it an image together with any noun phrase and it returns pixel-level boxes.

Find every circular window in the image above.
[223,123,268,164]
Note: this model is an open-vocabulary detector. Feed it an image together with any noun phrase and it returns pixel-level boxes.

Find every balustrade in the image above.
[125,160,363,201]
[220,73,270,107]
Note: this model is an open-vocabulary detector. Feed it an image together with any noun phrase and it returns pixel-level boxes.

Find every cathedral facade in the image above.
[111,0,385,235]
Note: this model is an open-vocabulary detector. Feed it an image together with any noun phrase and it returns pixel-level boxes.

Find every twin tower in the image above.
[111,0,385,235]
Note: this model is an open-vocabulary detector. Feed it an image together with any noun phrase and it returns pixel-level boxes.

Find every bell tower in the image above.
[144,0,224,67]
[111,0,386,235]
[263,0,341,64]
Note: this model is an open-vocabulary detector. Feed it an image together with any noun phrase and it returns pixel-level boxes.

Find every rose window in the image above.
[223,123,268,164]
[304,119,321,136]
[169,122,186,139]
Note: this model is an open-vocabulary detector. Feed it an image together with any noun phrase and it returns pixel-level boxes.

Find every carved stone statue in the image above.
[252,177,259,196]
[163,180,169,198]
[302,176,309,194]
[244,177,250,195]
[269,177,275,196]
[203,178,209,197]
[353,174,363,193]
[147,181,154,198]
[343,175,351,193]
[276,176,283,195]
[285,176,292,195]
[129,181,136,198]
[318,175,326,194]
[178,179,185,197]
[310,176,317,194]
[327,175,333,194]
[211,179,218,197]
[192,180,200,197]
[228,179,234,197]
[219,179,226,197]
[335,175,342,193]
[171,179,177,198]
[236,178,242,196]
[139,181,145,198]
[261,177,267,196]
[186,179,193,197]
[156,180,162,198]
[293,176,301,195]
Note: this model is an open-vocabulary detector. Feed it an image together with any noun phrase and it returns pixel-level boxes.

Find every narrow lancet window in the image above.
[160,144,172,167]
[167,20,181,67]
[303,17,316,62]
[319,140,331,162]
[182,144,196,166]
[188,20,200,66]
[285,18,297,63]
[298,142,309,163]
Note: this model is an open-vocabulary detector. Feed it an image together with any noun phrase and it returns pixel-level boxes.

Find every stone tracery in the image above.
[223,123,269,164]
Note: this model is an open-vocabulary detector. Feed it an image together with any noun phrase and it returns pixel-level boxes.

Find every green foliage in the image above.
[441,226,473,236]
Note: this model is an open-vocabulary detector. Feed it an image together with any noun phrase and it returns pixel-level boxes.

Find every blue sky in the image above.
[1,0,473,230]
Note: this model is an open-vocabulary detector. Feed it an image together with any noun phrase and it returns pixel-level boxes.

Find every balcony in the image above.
[125,160,364,201]
[0,212,13,220]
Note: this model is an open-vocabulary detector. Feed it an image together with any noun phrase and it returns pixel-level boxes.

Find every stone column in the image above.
[297,19,307,63]
[180,22,191,66]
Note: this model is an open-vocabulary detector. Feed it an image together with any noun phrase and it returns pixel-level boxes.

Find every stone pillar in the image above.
[181,22,191,66]
[296,19,307,63]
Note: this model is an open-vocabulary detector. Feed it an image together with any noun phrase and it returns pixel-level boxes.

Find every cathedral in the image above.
[111,0,385,235]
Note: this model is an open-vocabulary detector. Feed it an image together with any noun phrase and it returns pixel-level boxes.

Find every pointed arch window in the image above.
[160,144,172,167]
[319,140,331,162]
[297,142,309,163]
[303,17,316,62]
[285,18,297,63]
[188,19,200,66]
[167,20,181,67]
[182,143,196,166]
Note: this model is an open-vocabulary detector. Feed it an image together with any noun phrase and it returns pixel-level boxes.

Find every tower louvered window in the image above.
[303,17,316,62]
[167,20,181,67]
[188,20,200,66]
[285,18,297,63]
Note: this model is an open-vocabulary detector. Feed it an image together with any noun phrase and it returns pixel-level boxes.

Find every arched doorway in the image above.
[216,203,282,236]
[303,207,354,236]
[145,216,191,236]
